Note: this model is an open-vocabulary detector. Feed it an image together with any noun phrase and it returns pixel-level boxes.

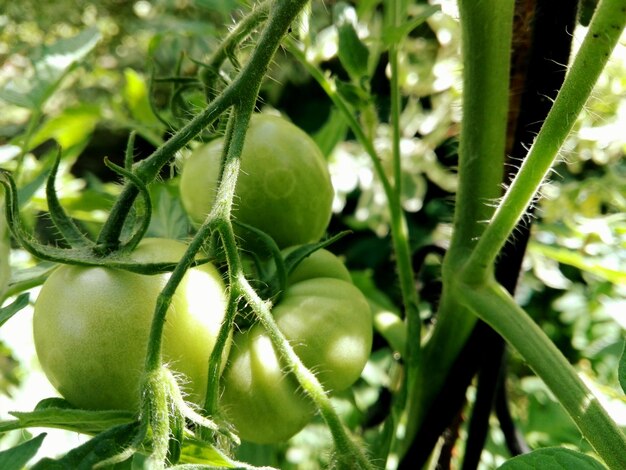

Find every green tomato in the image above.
[219,326,316,444]
[272,278,372,391]
[179,114,334,249]
[33,238,228,411]
[220,252,372,443]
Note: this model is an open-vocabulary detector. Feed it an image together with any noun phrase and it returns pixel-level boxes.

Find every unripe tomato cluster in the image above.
[33,114,372,445]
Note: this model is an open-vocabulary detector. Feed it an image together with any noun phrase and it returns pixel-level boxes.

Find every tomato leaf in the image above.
[1,407,135,435]
[0,294,29,329]
[496,447,606,469]
[0,433,46,470]
[177,437,240,467]
[618,344,626,393]
[0,28,101,110]
[313,107,349,157]
[5,263,57,299]
[147,182,192,240]
[337,21,369,81]
[382,5,439,46]
[335,79,371,109]
[30,421,140,470]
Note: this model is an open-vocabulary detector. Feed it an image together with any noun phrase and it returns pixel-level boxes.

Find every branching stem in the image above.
[463,0,626,283]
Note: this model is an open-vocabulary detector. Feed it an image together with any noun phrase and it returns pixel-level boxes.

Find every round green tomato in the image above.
[179,114,334,249]
[273,278,372,391]
[221,274,372,443]
[33,238,228,411]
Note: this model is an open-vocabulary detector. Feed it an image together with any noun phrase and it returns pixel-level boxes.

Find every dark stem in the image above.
[495,371,532,455]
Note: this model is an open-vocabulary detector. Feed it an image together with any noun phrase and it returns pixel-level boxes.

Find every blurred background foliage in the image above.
[0,0,625,468]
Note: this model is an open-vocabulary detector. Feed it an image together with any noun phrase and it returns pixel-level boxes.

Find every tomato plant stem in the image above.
[96,0,301,254]
[142,0,310,409]
[411,0,514,457]
[464,0,626,283]
[458,281,626,469]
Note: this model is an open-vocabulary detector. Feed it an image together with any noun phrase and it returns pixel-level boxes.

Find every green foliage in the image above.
[497,447,606,470]
[0,434,45,470]
[0,0,625,468]
[0,28,101,110]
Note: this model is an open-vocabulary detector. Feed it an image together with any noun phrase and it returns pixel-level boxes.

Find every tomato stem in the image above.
[458,280,626,469]
[412,1,514,457]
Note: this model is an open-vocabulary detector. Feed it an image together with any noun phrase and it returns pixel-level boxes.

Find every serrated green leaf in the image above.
[0,28,101,109]
[0,433,46,470]
[1,407,134,435]
[31,422,139,470]
[0,294,29,329]
[497,447,606,469]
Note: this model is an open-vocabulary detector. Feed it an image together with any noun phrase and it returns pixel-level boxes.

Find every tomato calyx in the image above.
[0,142,157,269]
[245,230,351,304]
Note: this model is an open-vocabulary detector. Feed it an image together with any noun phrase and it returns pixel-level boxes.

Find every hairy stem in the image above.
[142,0,310,383]
[96,0,299,253]
[464,0,626,283]
[459,281,626,470]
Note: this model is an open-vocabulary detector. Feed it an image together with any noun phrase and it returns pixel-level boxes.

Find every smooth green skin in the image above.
[221,275,372,443]
[219,326,317,444]
[179,114,334,249]
[33,238,228,411]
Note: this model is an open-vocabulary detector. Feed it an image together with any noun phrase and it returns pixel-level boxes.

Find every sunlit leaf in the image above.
[177,437,239,467]
[123,69,161,128]
[530,242,626,285]
[0,28,101,109]
[497,447,605,469]
[29,105,100,150]
[0,433,46,470]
